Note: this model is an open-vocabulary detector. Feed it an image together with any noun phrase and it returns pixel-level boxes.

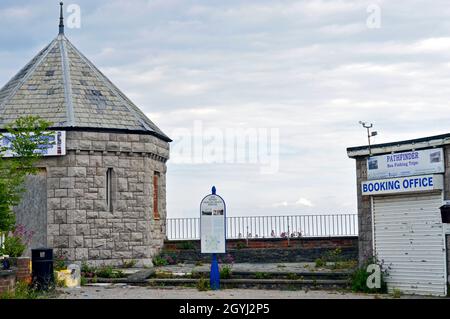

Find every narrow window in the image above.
[153,172,160,220]
[106,168,113,212]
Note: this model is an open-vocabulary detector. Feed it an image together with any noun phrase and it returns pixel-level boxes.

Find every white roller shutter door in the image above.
[373,192,447,296]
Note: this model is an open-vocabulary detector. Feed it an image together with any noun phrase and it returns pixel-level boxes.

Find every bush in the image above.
[324,248,343,262]
[0,281,39,299]
[153,256,169,266]
[350,259,388,294]
[220,265,232,279]
[236,242,246,250]
[392,288,401,298]
[315,258,325,268]
[254,272,270,279]
[121,259,137,268]
[55,272,66,288]
[0,225,32,257]
[54,252,68,271]
[287,273,299,280]
[153,254,177,266]
[81,262,96,278]
[196,278,210,291]
[80,276,88,286]
[96,266,124,279]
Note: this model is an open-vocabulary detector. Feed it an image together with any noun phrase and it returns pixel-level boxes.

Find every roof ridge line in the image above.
[64,40,156,133]
[59,36,75,126]
[0,39,59,117]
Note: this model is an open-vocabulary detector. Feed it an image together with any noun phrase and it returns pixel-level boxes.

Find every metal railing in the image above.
[166,214,358,241]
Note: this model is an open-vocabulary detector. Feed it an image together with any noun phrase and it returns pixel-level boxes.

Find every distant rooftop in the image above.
[347,132,450,158]
[0,2,171,142]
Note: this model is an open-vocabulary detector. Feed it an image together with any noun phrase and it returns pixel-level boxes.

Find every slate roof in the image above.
[0,33,171,142]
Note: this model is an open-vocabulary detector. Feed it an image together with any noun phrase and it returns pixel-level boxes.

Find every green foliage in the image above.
[324,248,343,262]
[80,263,124,279]
[220,265,232,279]
[0,234,26,257]
[54,252,68,271]
[392,288,402,298]
[121,259,137,268]
[196,278,210,291]
[152,256,169,266]
[332,260,358,270]
[0,116,53,232]
[55,272,67,288]
[95,266,124,279]
[195,260,204,267]
[287,273,299,280]
[314,258,325,268]
[254,272,270,279]
[95,266,115,278]
[235,242,246,250]
[80,276,88,286]
[0,225,33,257]
[0,281,39,299]
[350,258,388,294]
[81,262,96,276]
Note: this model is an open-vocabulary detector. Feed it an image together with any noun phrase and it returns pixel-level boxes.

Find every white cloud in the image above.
[295,197,314,207]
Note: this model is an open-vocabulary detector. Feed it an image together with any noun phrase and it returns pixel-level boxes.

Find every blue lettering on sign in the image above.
[363,176,435,194]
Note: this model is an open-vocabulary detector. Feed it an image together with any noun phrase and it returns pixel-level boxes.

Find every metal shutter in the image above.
[373,192,447,296]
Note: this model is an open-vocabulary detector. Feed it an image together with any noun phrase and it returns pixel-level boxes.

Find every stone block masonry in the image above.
[34,131,170,267]
[0,270,16,295]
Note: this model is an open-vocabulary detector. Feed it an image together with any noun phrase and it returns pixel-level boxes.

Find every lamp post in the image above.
[359,121,377,156]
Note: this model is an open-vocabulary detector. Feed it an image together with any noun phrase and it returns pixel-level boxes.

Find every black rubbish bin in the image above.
[440,205,450,223]
[31,248,54,290]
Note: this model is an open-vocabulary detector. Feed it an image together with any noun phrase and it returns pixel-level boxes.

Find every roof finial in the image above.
[59,2,64,34]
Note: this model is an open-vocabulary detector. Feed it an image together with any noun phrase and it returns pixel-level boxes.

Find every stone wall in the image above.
[162,237,358,263]
[0,270,16,294]
[355,158,372,266]
[36,131,170,267]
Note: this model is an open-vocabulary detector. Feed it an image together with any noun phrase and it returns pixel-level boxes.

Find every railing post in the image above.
[287,217,290,247]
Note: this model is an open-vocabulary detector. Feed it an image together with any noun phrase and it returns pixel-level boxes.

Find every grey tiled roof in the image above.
[0,34,170,142]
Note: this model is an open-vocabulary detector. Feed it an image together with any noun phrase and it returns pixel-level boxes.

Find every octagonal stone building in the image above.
[0,7,171,266]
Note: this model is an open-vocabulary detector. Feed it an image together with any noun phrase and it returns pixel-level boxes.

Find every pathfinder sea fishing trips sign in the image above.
[367,148,444,180]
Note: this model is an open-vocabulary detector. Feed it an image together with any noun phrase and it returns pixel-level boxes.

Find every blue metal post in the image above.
[210,253,220,290]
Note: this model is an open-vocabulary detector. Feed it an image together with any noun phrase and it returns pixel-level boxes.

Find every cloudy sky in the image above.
[2,0,450,218]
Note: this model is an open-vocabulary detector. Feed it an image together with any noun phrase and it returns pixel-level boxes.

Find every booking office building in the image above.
[347,134,450,296]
